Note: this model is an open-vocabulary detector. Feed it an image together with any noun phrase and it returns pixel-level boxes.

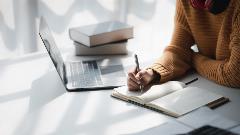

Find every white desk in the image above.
[0,52,240,135]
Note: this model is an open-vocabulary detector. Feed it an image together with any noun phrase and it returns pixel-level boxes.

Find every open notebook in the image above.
[111,81,229,117]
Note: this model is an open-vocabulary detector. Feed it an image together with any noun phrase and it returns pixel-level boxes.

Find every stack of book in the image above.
[69,21,133,55]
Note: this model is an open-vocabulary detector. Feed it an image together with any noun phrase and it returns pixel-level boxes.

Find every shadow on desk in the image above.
[5,69,150,135]
[28,71,66,110]
[9,70,66,135]
[0,70,66,108]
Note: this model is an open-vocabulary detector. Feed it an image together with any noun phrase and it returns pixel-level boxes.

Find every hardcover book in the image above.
[69,21,133,47]
[73,41,127,56]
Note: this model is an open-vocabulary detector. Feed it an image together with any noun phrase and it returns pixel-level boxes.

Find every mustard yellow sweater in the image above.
[150,0,240,87]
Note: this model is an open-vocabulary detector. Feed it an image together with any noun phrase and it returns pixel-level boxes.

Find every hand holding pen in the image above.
[127,54,156,92]
[127,54,198,92]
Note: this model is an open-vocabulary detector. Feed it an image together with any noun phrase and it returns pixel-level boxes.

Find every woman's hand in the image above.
[127,68,155,91]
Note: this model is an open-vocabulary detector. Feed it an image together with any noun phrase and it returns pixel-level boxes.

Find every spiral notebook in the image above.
[111,81,229,117]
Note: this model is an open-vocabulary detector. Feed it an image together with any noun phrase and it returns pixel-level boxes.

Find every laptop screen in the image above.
[39,17,66,83]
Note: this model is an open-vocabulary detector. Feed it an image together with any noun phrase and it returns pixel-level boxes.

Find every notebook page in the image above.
[148,87,223,116]
[136,81,186,104]
[112,86,143,101]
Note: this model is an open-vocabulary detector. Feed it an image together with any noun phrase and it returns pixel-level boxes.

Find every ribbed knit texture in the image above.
[150,0,240,87]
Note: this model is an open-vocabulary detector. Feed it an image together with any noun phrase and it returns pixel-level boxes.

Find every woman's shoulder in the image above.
[176,0,192,13]
[229,0,240,11]
[233,0,240,6]
[176,0,190,7]
[231,0,240,21]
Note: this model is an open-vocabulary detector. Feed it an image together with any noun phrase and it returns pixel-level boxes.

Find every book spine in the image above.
[128,100,164,113]
[74,41,128,56]
[111,95,178,118]
[69,29,90,46]
[90,28,133,46]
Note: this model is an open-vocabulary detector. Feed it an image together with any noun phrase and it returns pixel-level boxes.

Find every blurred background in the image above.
[0,0,176,60]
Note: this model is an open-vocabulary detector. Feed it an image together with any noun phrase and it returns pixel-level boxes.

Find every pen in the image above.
[134,54,144,93]
[185,78,198,85]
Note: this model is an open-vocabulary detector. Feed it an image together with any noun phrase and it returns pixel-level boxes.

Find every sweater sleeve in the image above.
[193,11,240,88]
[149,0,195,83]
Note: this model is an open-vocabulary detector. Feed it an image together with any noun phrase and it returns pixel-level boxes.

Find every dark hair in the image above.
[190,0,230,14]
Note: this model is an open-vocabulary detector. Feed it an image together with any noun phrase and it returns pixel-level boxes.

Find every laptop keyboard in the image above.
[68,61,103,87]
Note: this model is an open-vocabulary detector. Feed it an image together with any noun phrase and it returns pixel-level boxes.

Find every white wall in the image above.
[0,0,176,59]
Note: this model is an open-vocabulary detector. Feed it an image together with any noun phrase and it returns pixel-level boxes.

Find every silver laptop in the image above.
[39,17,126,91]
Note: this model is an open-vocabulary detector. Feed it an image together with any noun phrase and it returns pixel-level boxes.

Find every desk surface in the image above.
[0,53,240,135]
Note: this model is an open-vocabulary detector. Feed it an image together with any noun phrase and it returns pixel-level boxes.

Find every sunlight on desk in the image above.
[0,97,29,135]
[0,57,48,94]
[32,93,73,134]
[106,113,170,135]
[0,55,67,135]
[76,92,101,125]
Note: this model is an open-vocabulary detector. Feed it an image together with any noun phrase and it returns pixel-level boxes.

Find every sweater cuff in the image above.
[148,64,172,83]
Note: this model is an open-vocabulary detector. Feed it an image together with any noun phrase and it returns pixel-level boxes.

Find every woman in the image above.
[128,0,240,91]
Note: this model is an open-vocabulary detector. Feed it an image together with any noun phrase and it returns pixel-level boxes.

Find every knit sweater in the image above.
[150,0,240,87]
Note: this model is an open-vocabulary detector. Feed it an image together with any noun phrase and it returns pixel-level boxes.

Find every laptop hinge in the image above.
[62,63,68,84]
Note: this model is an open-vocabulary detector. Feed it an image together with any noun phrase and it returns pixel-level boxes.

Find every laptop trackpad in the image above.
[100,65,126,86]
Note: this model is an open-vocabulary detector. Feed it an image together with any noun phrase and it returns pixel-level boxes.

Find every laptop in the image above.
[39,17,126,91]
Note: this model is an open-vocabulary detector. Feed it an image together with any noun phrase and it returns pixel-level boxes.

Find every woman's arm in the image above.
[193,12,240,88]
[149,0,195,83]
